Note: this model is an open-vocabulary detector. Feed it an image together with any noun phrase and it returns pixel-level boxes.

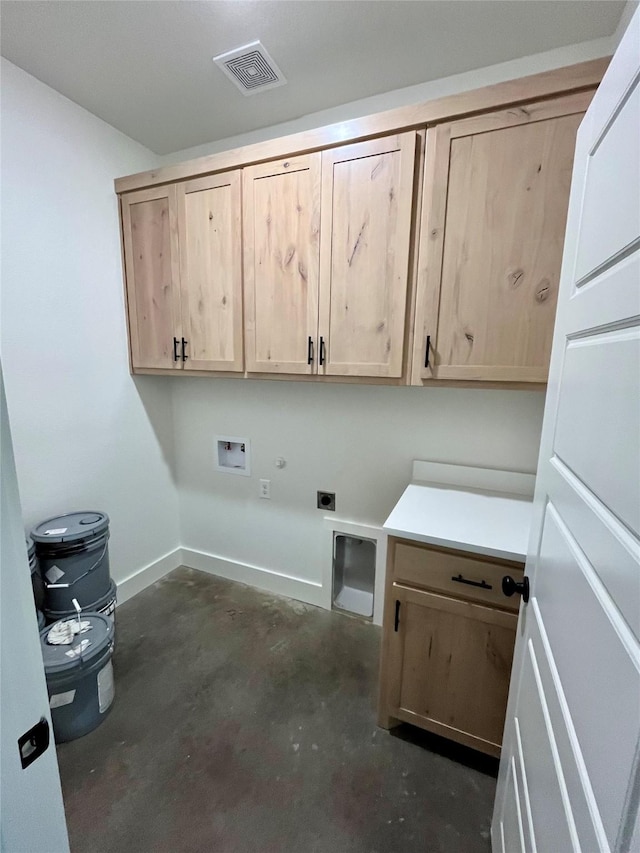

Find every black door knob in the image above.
[502,575,530,603]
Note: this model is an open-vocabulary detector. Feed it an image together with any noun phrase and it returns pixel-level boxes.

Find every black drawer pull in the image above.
[394,600,401,632]
[173,336,180,362]
[307,336,314,365]
[451,574,492,590]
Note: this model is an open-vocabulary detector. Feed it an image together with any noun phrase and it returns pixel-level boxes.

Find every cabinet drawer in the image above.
[392,539,524,611]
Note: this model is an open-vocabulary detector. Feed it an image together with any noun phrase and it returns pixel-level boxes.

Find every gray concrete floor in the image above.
[58,567,496,853]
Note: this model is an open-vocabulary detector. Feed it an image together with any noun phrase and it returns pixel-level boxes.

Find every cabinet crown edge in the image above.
[114,57,607,194]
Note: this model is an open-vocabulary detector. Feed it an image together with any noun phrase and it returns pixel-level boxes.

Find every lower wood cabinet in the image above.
[378,538,523,757]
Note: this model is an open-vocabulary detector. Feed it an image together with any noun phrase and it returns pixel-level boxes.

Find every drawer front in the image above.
[392,540,524,611]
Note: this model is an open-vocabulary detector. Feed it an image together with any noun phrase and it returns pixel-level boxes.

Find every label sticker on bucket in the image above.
[50,690,76,709]
[45,565,65,584]
[44,528,67,535]
[65,639,91,659]
[97,661,114,713]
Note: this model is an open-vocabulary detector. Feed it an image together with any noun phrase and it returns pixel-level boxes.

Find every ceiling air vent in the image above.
[213,41,286,96]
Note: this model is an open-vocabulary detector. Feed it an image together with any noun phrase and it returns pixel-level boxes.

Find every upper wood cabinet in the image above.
[121,186,181,370]
[318,133,418,378]
[243,155,321,375]
[412,92,591,384]
[121,173,243,372]
[117,62,603,385]
[177,171,243,372]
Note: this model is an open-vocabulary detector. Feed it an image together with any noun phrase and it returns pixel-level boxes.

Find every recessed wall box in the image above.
[215,436,250,476]
[332,534,376,619]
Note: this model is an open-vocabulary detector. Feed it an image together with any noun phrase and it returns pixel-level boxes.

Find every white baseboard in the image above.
[115,547,182,606]
[180,548,325,609]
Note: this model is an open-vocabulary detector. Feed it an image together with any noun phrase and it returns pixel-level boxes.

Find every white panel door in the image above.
[492,11,640,853]
[0,368,69,852]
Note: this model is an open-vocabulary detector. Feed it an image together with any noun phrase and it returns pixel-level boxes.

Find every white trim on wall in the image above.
[116,548,183,605]
[115,538,388,620]
[179,548,325,608]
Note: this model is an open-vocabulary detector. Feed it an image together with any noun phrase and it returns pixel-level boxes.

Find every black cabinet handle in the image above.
[451,574,492,590]
[394,600,401,632]
[502,575,530,603]
[173,337,180,362]
[181,338,188,362]
[307,336,314,365]
[424,335,431,369]
[319,336,326,366]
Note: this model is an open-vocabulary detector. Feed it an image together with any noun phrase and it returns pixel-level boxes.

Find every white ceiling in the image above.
[0,0,625,155]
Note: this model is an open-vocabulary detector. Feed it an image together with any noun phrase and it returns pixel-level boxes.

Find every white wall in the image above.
[0,59,180,594]
[1,34,600,610]
[160,36,612,164]
[162,39,611,602]
[173,379,545,596]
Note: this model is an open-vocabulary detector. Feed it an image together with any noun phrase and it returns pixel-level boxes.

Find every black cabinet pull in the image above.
[181,338,188,362]
[451,574,492,590]
[319,336,326,366]
[173,337,180,362]
[307,336,314,365]
[394,600,401,632]
[502,575,530,603]
[424,335,431,368]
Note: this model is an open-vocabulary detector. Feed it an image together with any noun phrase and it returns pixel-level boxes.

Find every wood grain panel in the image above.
[394,585,517,754]
[437,113,582,379]
[318,133,417,377]
[177,171,243,371]
[243,156,321,374]
[392,540,524,611]
[121,186,181,369]
[412,92,590,385]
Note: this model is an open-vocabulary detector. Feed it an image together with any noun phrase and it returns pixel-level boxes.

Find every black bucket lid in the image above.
[31,511,109,545]
[40,613,114,675]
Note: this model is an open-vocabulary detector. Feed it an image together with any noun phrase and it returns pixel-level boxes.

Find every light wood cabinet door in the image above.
[243,155,321,374]
[177,172,243,372]
[387,584,517,757]
[412,92,592,384]
[319,133,417,377]
[121,186,182,369]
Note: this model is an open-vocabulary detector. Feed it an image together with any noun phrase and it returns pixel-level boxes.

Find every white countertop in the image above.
[383,462,534,562]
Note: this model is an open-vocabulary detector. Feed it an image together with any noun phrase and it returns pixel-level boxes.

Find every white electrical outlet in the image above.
[259,479,271,499]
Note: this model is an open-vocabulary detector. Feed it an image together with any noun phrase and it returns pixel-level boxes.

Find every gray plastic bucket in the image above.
[27,537,45,611]
[37,610,45,630]
[40,613,115,743]
[45,580,117,638]
[32,512,111,614]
